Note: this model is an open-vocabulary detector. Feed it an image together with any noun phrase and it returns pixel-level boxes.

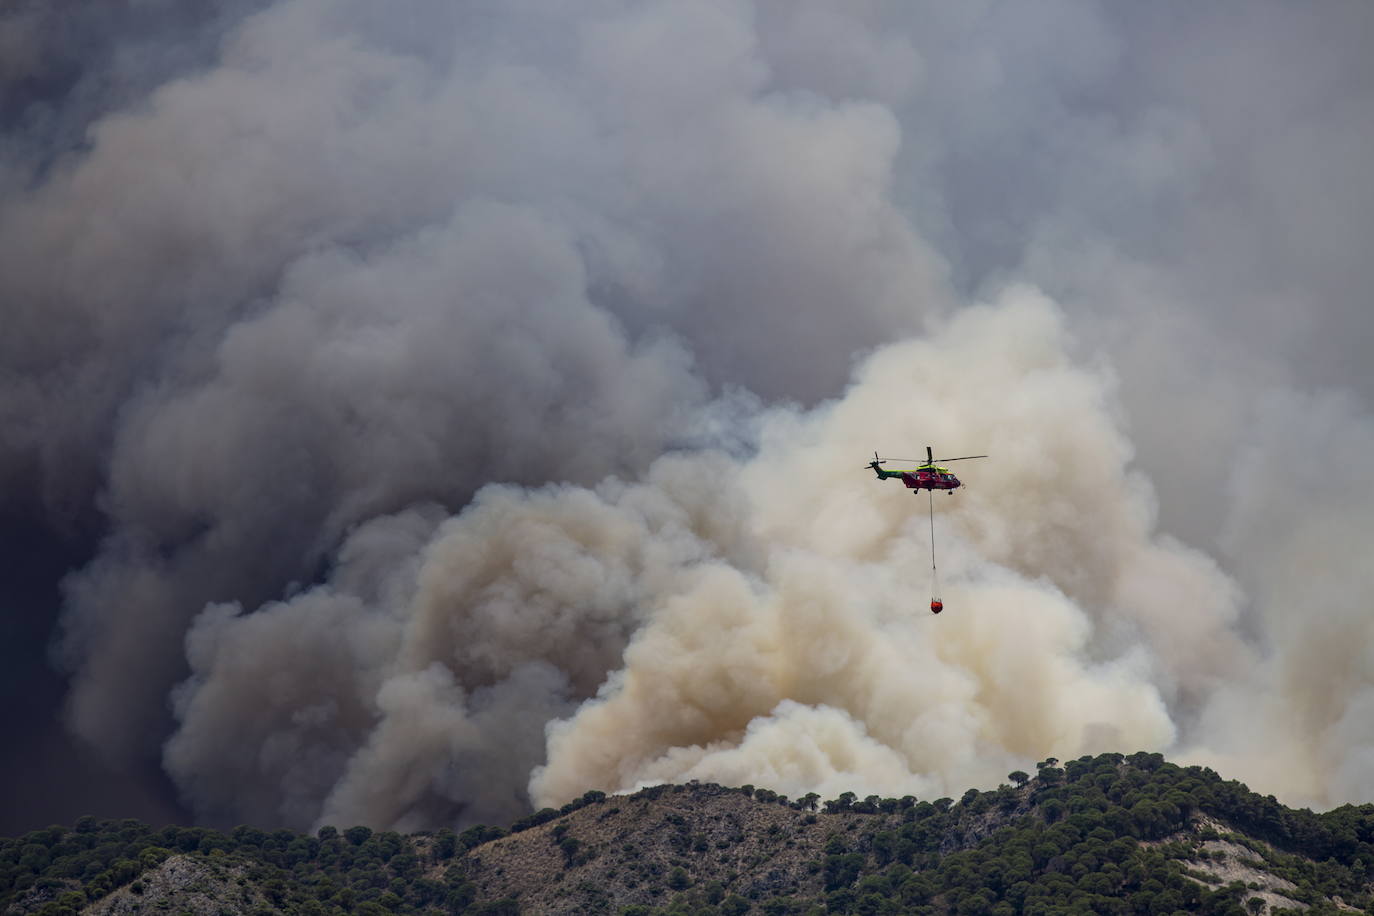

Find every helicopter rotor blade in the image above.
[880,454,989,465]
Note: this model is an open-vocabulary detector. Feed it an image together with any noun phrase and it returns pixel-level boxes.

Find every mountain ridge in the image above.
[6,752,1374,915]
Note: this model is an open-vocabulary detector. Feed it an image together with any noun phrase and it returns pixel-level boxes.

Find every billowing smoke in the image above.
[166,291,1205,829]
[4,0,941,780]
[3,1,1374,832]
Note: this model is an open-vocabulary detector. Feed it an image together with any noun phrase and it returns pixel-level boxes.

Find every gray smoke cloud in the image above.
[3,0,1374,831]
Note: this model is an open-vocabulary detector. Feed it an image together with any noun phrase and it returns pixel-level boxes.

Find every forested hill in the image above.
[6,752,1374,915]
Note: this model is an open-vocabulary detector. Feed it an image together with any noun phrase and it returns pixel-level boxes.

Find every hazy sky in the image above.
[2,0,1372,834]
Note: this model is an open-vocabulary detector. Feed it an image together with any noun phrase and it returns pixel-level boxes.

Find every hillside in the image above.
[6,752,1374,915]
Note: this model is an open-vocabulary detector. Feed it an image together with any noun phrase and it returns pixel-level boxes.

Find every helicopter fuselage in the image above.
[873,464,962,492]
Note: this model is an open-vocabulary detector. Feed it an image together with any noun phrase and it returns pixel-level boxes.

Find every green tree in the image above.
[720,895,752,916]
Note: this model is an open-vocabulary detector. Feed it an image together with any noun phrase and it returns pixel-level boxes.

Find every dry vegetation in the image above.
[460,783,835,913]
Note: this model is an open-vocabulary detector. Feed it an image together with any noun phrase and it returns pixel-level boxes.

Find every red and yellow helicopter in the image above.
[865,446,987,614]
[866,446,986,494]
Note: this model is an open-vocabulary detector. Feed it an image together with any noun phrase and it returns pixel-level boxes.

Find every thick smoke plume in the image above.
[169,291,1215,829]
[3,1,1374,832]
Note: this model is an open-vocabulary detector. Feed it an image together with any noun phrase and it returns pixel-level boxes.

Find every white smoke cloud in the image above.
[532,290,1206,812]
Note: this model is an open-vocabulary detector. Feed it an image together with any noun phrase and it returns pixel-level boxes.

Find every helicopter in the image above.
[865,446,987,495]
[865,445,987,615]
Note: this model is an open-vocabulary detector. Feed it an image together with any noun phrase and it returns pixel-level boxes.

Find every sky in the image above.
[2,0,1373,835]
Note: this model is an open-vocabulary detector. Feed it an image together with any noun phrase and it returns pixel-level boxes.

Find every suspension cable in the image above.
[928,488,939,599]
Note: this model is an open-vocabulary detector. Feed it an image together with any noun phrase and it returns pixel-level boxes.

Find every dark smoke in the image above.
[2,1,1373,833]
